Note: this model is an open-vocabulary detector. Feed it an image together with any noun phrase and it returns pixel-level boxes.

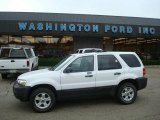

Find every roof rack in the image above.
[1,44,34,48]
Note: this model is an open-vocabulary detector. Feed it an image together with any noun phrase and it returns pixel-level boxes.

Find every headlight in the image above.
[17,79,27,86]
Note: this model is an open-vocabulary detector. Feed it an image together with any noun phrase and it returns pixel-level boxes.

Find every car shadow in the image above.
[55,96,117,110]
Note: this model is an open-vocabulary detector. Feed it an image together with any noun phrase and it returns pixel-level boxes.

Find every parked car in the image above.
[0,45,38,79]
[13,52,147,112]
[76,48,103,53]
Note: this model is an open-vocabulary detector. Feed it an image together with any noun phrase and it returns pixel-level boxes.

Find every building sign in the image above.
[18,22,156,35]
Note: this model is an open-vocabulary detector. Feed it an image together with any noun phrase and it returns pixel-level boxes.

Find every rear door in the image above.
[96,54,124,87]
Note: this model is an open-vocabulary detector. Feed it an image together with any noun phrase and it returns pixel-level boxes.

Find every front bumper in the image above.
[135,77,147,90]
[13,81,31,101]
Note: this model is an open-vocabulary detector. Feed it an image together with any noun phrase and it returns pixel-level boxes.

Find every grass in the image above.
[142,60,160,65]
[38,57,62,66]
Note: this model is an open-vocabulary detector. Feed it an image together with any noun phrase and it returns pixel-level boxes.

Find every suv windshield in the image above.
[49,55,74,71]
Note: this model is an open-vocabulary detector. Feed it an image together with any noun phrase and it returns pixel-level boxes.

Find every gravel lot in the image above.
[0,66,160,120]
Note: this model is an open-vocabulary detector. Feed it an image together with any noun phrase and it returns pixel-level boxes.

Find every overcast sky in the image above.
[0,0,160,19]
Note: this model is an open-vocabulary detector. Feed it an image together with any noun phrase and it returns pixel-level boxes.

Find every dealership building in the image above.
[0,12,160,59]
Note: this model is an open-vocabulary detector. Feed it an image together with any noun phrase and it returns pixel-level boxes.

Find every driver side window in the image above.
[65,56,94,73]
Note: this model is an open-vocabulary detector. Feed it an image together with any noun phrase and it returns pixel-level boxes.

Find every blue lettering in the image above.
[84,24,91,32]
[29,23,35,30]
[69,24,75,31]
[111,26,118,33]
[60,24,67,31]
[127,26,133,33]
[119,26,125,33]
[18,22,27,30]
[54,23,58,31]
[92,25,99,32]
[105,25,110,32]
[77,24,83,31]
[46,23,52,30]
[37,23,43,30]
[143,27,149,34]
[138,27,142,34]
[150,27,155,34]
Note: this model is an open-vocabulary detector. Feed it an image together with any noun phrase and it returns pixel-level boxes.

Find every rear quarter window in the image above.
[120,54,141,67]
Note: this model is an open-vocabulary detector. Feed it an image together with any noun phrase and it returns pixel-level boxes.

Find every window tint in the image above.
[96,50,103,52]
[98,55,122,70]
[66,56,94,72]
[120,54,141,67]
[0,48,11,58]
[25,49,33,58]
[84,49,102,53]
[10,49,26,58]
[84,50,93,53]
[79,50,83,53]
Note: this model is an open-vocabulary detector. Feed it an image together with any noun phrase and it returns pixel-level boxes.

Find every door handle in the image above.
[85,75,93,77]
[114,72,121,75]
[11,60,15,62]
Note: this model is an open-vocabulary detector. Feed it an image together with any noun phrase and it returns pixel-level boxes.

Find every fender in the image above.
[116,72,139,85]
[27,78,61,90]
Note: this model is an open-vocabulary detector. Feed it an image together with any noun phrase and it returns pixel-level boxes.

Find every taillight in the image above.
[27,60,30,67]
[143,68,146,76]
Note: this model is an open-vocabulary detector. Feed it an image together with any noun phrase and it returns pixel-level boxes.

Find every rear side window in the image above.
[25,49,33,58]
[84,50,93,53]
[98,55,122,70]
[120,54,141,67]
[0,48,11,58]
[79,50,83,53]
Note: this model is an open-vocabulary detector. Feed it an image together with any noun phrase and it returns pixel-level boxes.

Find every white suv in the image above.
[13,52,147,112]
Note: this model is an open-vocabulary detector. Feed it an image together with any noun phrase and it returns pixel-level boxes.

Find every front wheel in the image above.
[30,88,56,112]
[117,83,137,104]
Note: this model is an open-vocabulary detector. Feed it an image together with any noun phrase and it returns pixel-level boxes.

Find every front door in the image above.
[60,55,95,97]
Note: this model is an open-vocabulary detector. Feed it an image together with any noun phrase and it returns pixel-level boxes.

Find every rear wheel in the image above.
[117,83,137,104]
[30,88,56,112]
[1,74,8,79]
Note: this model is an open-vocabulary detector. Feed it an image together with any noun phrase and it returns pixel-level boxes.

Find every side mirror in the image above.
[64,67,72,73]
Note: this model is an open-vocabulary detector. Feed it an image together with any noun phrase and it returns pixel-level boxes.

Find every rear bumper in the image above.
[135,77,147,90]
[0,69,30,74]
[13,81,31,101]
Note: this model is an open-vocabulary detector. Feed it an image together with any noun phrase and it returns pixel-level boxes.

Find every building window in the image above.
[22,36,34,44]
[9,36,21,44]
[113,37,160,60]
[0,35,8,44]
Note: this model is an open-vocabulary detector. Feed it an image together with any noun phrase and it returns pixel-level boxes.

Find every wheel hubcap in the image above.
[35,92,51,109]
[121,87,134,102]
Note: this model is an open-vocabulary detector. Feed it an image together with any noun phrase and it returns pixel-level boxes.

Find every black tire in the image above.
[117,83,137,104]
[1,74,8,79]
[30,88,56,112]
